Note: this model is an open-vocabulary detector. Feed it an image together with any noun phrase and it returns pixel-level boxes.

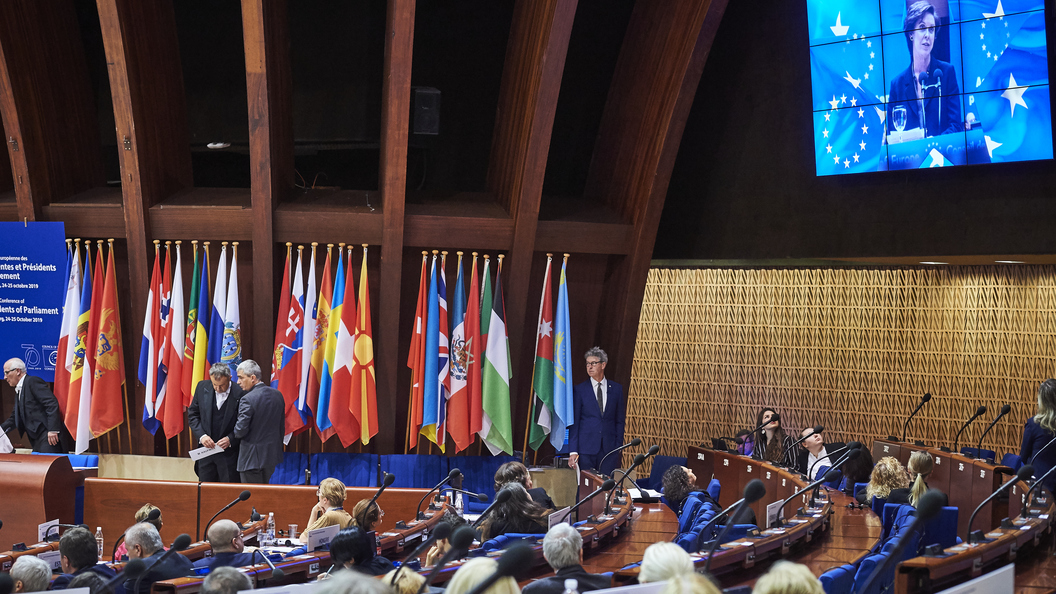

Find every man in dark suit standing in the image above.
[187,363,246,483]
[232,359,285,484]
[522,524,611,594]
[567,347,625,476]
[2,357,62,452]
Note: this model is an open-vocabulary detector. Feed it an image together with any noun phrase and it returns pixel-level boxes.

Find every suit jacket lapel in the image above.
[217,385,242,436]
[200,387,216,437]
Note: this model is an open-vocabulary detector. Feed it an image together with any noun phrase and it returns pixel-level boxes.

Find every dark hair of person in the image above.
[494,461,531,492]
[67,571,109,594]
[903,1,938,56]
[755,407,788,464]
[59,526,99,571]
[840,445,874,489]
[481,484,549,541]
[438,509,468,533]
[330,527,374,568]
[661,466,693,511]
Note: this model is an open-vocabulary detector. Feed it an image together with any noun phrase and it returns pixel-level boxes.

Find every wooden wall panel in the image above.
[627,266,1056,474]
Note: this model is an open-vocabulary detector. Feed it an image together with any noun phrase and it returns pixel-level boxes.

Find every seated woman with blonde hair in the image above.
[114,503,164,560]
[659,571,721,594]
[385,568,426,594]
[887,450,949,507]
[446,557,521,594]
[856,456,910,505]
[300,477,354,542]
[638,542,695,583]
[753,561,824,594]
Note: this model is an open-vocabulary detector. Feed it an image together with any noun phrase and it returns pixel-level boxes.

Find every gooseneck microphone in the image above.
[771,469,842,528]
[415,526,476,594]
[857,490,945,594]
[966,465,1034,542]
[444,488,489,503]
[418,468,462,520]
[750,414,780,440]
[608,454,646,512]
[952,406,987,454]
[1022,464,1056,517]
[703,480,765,574]
[113,508,163,562]
[695,478,777,551]
[389,523,453,585]
[45,523,89,542]
[463,543,535,594]
[782,425,824,462]
[1030,434,1056,465]
[253,548,285,584]
[976,404,1012,453]
[560,479,616,524]
[131,533,192,594]
[471,488,513,529]
[808,441,860,480]
[902,393,932,442]
[597,438,642,476]
[204,491,251,538]
[98,558,145,594]
[370,473,396,507]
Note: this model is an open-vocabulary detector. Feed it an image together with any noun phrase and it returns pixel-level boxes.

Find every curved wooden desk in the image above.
[0,454,79,553]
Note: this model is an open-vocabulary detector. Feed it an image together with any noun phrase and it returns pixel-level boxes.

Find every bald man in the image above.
[193,520,259,569]
[2,357,62,452]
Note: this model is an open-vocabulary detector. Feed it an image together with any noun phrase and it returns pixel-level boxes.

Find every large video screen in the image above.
[807,0,1052,175]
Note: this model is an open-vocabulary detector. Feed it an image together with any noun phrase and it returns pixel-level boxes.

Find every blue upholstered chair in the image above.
[852,551,892,594]
[1000,453,1023,472]
[819,564,856,594]
[638,455,687,491]
[919,506,960,552]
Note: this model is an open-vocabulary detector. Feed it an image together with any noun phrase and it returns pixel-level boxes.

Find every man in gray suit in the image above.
[187,363,246,483]
[232,360,285,484]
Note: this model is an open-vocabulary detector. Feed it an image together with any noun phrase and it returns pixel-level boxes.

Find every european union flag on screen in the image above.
[813,103,887,175]
[961,10,1047,94]
[960,0,1046,22]
[810,36,888,112]
[806,0,882,46]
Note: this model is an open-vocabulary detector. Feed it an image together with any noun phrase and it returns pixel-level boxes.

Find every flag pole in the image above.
[523,254,552,463]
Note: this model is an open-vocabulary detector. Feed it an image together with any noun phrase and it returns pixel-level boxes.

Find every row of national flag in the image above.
[408,251,574,455]
[55,239,126,454]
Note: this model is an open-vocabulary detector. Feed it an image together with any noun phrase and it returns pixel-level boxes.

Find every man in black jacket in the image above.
[233,359,285,484]
[124,523,193,594]
[52,527,122,593]
[797,426,845,480]
[188,363,246,482]
[2,358,62,452]
[523,524,611,594]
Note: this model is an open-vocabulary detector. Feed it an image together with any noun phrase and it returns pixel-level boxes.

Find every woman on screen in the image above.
[886,1,962,141]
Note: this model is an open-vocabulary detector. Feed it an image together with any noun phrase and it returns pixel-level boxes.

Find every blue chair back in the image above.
[1000,453,1023,472]
[269,452,308,485]
[310,453,378,487]
[960,447,996,462]
[920,506,959,551]
[381,454,446,488]
[884,504,919,559]
[871,496,887,518]
[882,503,914,542]
[854,482,869,499]
[819,564,856,594]
[644,455,686,491]
[853,552,892,594]
[706,478,721,501]
[823,470,843,490]
[677,498,705,534]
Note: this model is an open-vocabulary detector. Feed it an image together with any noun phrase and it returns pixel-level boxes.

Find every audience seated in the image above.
[796,427,844,480]
[481,483,549,541]
[425,510,469,566]
[201,566,254,594]
[660,572,721,594]
[1021,379,1056,495]
[330,526,394,576]
[752,561,824,594]
[351,498,383,532]
[856,457,909,505]
[840,447,874,494]
[494,461,556,509]
[52,526,120,591]
[115,503,164,560]
[661,465,705,516]
[385,568,426,594]
[735,429,754,456]
[522,524,611,594]
[123,523,194,594]
[193,519,259,569]
[67,571,110,594]
[316,570,391,594]
[638,541,694,583]
[300,478,355,542]
[887,451,948,507]
[9,556,50,593]
[446,557,521,594]
[752,408,796,468]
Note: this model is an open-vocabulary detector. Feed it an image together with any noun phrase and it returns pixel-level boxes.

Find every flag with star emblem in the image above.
[528,255,554,451]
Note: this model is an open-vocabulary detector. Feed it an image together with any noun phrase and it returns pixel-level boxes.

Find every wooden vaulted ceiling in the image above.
[0,0,728,454]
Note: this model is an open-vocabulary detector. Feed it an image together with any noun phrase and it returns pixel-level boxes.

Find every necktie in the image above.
[14,386,23,432]
[596,383,604,415]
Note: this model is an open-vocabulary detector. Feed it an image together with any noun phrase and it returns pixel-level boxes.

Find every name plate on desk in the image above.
[38,550,61,570]
[306,525,339,552]
[936,562,1013,594]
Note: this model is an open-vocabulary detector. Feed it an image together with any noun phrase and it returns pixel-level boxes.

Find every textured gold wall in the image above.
[627,266,1056,473]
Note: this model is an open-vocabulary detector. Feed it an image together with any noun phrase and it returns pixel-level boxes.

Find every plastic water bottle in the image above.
[455,491,464,516]
[563,579,579,594]
[266,512,276,544]
[95,527,104,559]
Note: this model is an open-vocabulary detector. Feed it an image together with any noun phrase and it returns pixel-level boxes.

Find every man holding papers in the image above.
[188,363,246,482]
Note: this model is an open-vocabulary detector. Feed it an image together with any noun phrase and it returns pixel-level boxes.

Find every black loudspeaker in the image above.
[412,87,441,135]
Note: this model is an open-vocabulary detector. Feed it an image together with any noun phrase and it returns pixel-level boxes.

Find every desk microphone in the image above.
[703,480,765,574]
[1030,434,1056,465]
[98,558,145,594]
[471,488,513,529]
[113,508,162,561]
[771,469,842,528]
[370,473,397,507]
[1022,464,1056,517]
[807,441,860,480]
[389,523,453,585]
[131,533,192,594]
[597,438,642,476]
[444,488,489,503]
[415,526,476,594]
[966,465,1033,542]
[952,406,987,454]
[462,543,535,594]
[857,490,944,594]
[902,393,932,441]
[560,479,616,524]
[607,454,646,513]
[204,491,251,538]
[749,414,779,442]
[695,477,778,551]
[782,425,824,462]
[976,405,1012,454]
[418,468,461,520]
[253,548,285,585]
[45,523,89,542]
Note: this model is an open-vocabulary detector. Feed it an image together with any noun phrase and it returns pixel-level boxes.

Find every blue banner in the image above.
[0,222,67,381]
